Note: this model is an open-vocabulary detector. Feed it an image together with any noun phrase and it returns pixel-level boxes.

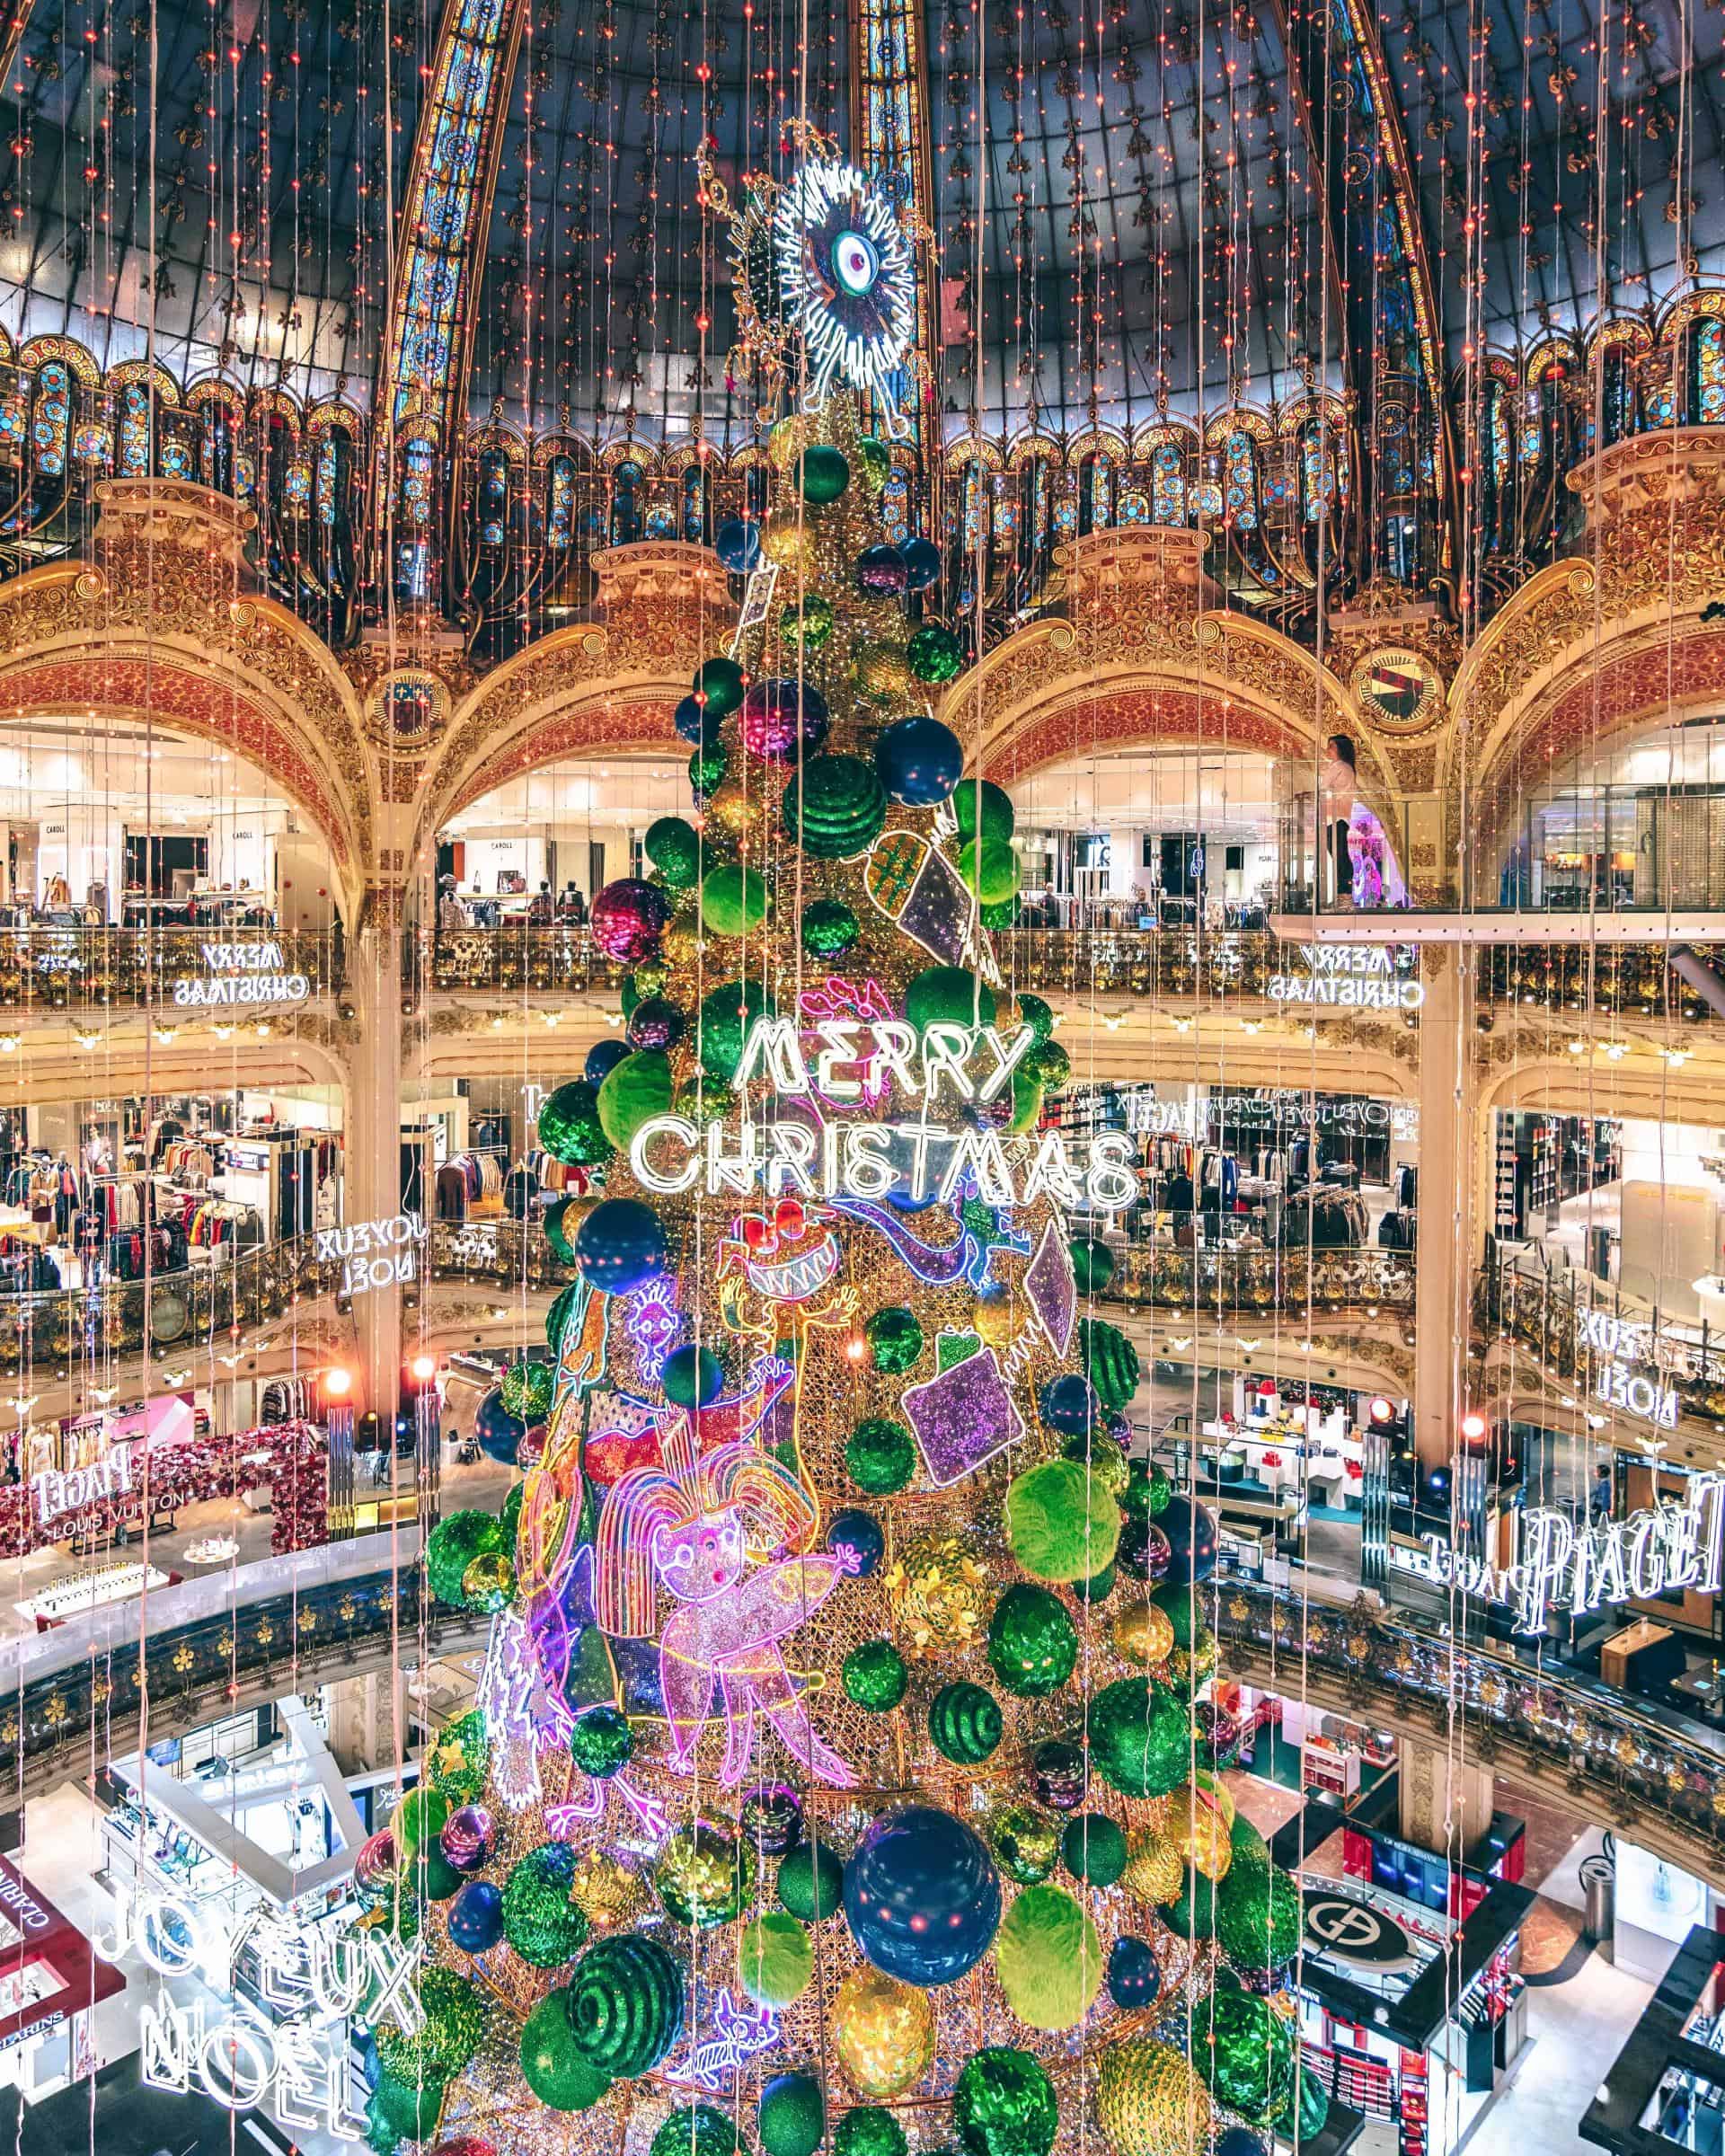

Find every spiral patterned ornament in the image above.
[927,1680,1003,1763]
[564,1933,685,2079]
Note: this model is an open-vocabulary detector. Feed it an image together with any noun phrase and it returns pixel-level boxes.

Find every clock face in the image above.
[1351,646,1443,735]
[770,158,916,433]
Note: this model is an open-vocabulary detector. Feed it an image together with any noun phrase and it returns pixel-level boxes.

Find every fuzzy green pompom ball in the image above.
[759,2073,826,2156]
[959,838,1019,907]
[739,1910,816,2008]
[1004,1459,1121,1583]
[1060,1813,1128,1886]
[994,1884,1102,2031]
[1069,1236,1114,1294]
[702,863,770,938]
[597,1047,673,1149]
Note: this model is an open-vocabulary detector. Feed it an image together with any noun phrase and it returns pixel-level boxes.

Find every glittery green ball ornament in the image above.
[951,2047,1059,2156]
[654,1819,756,1927]
[928,1680,1003,1763]
[415,1966,490,2076]
[459,1551,515,1614]
[801,897,861,956]
[776,1838,845,1922]
[536,1080,611,1166]
[645,815,703,888]
[1298,2066,1331,2141]
[1030,1038,1070,1088]
[1013,992,1054,1042]
[1087,1677,1190,1799]
[865,1304,923,1374]
[426,1710,491,1803]
[501,1843,591,1967]
[843,1638,908,1711]
[994,1884,1102,2031]
[699,978,774,1081]
[1196,1988,1296,2126]
[954,780,1016,844]
[1159,1864,1217,1940]
[985,1800,1060,1884]
[598,1048,674,1150]
[905,965,995,1031]
[846,1416,916,1493]
[564,1932,684,2078]
[653,2107,744,2156]
[1216,1848,1303,1971]
[426,1511,503,1608]
[980,897,1019,931]
[500,1357,554,1421]
[986,1584,1078,1698]
[544,1196,580,1264]
[569,1705,633,1779]
[783,755,888,860]
[690,742,728,796]
[546,1281,583,1351]
[1060,1813,1128,1886]
[907,623,964,685]
[782,592,834,649]
[759,2072,826,2156]
[959,838,1019,907]
[1079,1318,1140,1411]
[739,1910,816,2008]
[854,435,892,496]
[693,655,747,719]
[371,2070,446,2143]
[1151,1581,1202,1647]
[796,446,850,503]
[835,2109,907,2156]
[1069,1236,1114,1294]
[702,862,770,939]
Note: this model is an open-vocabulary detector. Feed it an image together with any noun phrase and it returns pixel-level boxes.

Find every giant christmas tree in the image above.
[366,146,1325,2156]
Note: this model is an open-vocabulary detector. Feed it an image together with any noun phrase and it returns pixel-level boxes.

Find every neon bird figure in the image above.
[593,1442,857,1789]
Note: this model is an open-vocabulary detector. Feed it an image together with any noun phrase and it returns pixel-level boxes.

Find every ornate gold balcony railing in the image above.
[1475,941,1725,1021]
[0,927,344,1011]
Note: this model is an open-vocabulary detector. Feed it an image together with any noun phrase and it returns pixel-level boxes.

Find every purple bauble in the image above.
[627,995,685,1051]
[589,879,668,963]
[439,1803,496,1874]
[855,543,909,596]
[740,676,830,762]
[353,1828,399,1909]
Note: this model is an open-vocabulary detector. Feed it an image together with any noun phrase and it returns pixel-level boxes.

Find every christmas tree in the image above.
[371,379,1325,2156]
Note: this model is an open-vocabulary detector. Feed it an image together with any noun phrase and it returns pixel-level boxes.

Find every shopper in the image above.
[1590,1461,1614,1525]
[526,879,555,924]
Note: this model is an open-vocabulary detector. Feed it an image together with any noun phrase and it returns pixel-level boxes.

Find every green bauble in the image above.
[951,2048,1059,2156]
[801,897,860,956]
[544,1196,580,1265]
[546,1281,584,1351]
[927,1680,1002,1763]
[537,1079,611,1166]
[905,965,996,1031]
[426,1709,490,1803]
[1160,1864,1218,1940]
[417,1966,489,2075]
[1087,1677,1190,1798]
[645,815,702,889]
[1069,1236,1114,1294]
[1079,1318,1140,1411]
[654,1819,756,1927]
[371,2070,446,2143]
[776,1838,845,1921]
[1061,1813,1128,1886]
[1030,1039,1070,1088]
[781,592,834,649]
[597,1048,674,1149]
[854,435,892,496]
[1216,1852,1303,1971]
[569,1705,633,1779]
[1298,2066,1331,2140]
[907,624,964,685]
[426,1511,502,1608]
[393,1783,447,1860]
[693,655,747,719]
[411,1842,464,1903]
[1145,1462,1172,1516]
[994,1884,1102,2031]
[865,1304,923,1374]
[702,862,770,938]
[690,742,728,795]
[987,1585,1078,1698]
[1015,992,1055,1042]
[783,755,888,860]
[760,2072,826,2156]
[699,979,774,1081]
[1072,1560,1116,1604]
[986,1801,1060,1885]
[500,1481,524,1550]
[1152,1581,1202,1648]
[980,897,1020,931]
[796,445,850,503]
[843,1639,908,1711]
[846,1417,916,1493]
[958,838,1019,907]
[954,780,1016,844]
[663,1343,722,1409]
[1004,1459,1121,1583]
[653,2107,743,2156]
[835,2110,907,2156]
[739,1910,815,2008]
[502,1843,590,1967]
[1008,1068,1042,1134]
[565,1933,684,2078]
[500,1357,554,1421]
[519,1991,611,2112]
[1196,1989,1296,2126]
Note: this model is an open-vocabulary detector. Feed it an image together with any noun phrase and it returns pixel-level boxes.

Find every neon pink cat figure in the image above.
[594,1443,857,1789]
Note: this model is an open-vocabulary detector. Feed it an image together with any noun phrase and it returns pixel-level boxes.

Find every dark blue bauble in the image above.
[1214,2134,1267,2156]
[1104,1411,1133,1448]
[856,543,909,597]
[474,1387,528,1464]
[886,1185,940,1214]
[1040,1373,1100,1436]
[675,694,721,744]
[827,1508,885,1577]
[585,1038,632,1087]
[843,1803,1001,1985]
[662,1342,724,1409]
[716,517,762,572]
[447,1878,505,1955]
[900,536,941,590]
[627,997,685,1051]
[873,715,965,806]
[357,2028,382,2090]
[1159,1493,1219,1586]
[574,1197,669,1295]
[1106,1934,1162,2010]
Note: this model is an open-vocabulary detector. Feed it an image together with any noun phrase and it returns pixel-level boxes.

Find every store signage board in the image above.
[1576,1307,1679,1428]
[171,941,310,1009]
[1302,1891,1420,1972]
[31,1443,132,1529]
[316,1211,427,1297]
[1269,945,1426,1012]
[1390,1473,1725,1633]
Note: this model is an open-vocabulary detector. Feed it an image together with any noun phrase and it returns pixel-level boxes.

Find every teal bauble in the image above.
[692,655,746,719]
[796,445,850,503]
[783,755,888,860]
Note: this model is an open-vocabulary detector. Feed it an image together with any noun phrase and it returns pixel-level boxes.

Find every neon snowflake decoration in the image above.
[770,159,916,434]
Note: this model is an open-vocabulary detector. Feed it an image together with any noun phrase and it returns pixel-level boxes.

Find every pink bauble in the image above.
[353,1828,399,1908]
[589,879,668,962]
[517,1422,547,1471]
[439,1803,496,1873]
[432,2140,498,2156]
[740,676,830,762]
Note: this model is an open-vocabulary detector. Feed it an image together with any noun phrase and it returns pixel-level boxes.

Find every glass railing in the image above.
[1482,1254,1725,1425]
[0,926,343,1010]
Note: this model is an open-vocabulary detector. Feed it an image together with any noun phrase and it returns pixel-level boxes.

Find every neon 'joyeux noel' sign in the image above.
[629,1013,1140,1209]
